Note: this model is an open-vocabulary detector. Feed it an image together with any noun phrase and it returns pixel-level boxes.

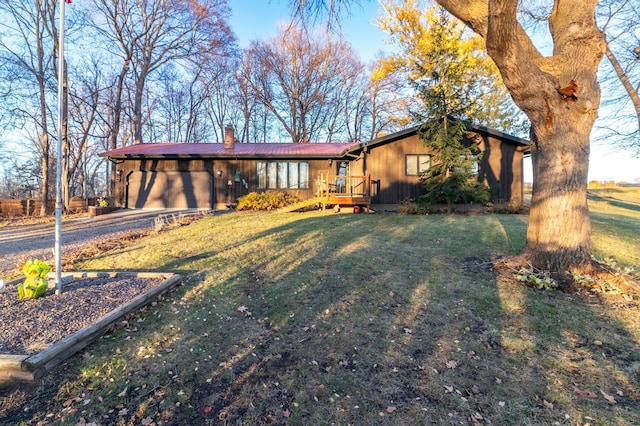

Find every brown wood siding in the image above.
[115,157,331,209]
[212,159,327,206]
[476,134,524,205]
[118,159,215,209]
[111,131,524,209]
[364,133,427,204]
[364,132,524,204]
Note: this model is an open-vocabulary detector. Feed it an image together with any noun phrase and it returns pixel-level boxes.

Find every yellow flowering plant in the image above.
[18,259,50,300]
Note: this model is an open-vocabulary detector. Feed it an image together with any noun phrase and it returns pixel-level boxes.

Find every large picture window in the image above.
[257,161,310,189]
[406,154,431,176]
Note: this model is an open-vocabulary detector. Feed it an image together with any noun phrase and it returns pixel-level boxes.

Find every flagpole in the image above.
[54,0,66,294]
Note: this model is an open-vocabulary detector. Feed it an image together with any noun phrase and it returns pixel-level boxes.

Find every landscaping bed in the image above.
[0,272,181,382]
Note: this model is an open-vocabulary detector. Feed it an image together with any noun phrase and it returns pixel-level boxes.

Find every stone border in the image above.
[0,272,181,384]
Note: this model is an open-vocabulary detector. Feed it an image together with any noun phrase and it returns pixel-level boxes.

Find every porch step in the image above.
[279,196,372,213]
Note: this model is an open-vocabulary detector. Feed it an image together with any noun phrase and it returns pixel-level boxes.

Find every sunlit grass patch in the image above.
[6,205,639,425]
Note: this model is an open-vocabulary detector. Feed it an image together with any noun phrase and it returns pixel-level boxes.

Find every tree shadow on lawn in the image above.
[3,213,639,425]
[490,214,640,424]
[588,193,640,213]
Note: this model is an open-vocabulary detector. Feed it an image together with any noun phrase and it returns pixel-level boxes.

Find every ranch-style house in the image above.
[99,124,530,211]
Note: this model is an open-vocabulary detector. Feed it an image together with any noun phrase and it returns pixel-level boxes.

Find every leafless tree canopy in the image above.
[0,0,406,206]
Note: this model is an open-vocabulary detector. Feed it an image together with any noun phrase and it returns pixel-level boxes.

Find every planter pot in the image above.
[88,206,120,217]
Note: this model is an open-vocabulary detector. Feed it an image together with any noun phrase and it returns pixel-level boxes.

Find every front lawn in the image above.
[2,200,639,425]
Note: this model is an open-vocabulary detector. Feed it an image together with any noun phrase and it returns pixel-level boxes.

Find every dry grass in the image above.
[1,198,639,425]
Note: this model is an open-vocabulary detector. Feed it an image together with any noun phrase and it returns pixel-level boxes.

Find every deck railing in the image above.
[316,172,371,199]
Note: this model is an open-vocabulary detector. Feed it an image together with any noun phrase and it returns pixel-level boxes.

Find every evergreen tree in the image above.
[377,2,499,206]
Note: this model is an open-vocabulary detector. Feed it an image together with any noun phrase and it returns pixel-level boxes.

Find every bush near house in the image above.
[420,172,491,207]
[236,191,301,211]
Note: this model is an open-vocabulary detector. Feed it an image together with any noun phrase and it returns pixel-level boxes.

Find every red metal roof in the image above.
[100,142,361,159]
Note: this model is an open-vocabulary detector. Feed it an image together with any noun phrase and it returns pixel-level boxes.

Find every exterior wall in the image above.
[364,133,428,204]
[111,132,525,209]
[213,158,332,208]
[114,157,333,209]
[475,134,525,205]
[116,159,215,208]
[363,132,525,205]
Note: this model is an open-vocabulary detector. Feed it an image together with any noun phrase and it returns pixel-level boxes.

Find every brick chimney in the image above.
[224,124,235,150]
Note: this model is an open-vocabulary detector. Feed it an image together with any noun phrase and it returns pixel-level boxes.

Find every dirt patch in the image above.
[0,275,165,355]
[494,254,640,301]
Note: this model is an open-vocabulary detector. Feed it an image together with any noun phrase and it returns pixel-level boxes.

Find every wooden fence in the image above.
[0,198,97,217]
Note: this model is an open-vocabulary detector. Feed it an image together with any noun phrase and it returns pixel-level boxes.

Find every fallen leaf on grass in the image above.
[63,397,80,407]
[444,385,454,393]
[386,406,397,413]
[283,409,291,418]
[141,417,153,425]
[446,360,458,369]
[117,387,128,397]
[204,407,212,413]
[543,400,553,409]
[600,389,617,404]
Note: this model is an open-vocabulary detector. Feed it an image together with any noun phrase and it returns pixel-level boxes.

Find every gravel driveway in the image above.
[0,209,189,278]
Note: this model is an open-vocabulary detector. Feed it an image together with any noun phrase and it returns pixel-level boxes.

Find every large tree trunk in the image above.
[436,0,606,272]
[524,120,592,271]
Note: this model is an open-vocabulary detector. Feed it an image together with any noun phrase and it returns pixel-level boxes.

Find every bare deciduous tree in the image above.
[245,26,368,142]
[596,0,640,150]
[0,0,62,215]
[90,0,234,192]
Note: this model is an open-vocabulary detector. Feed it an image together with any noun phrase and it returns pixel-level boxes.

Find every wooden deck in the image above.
[316,172,372,211]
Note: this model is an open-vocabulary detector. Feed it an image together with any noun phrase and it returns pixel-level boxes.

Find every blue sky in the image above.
[226,0,639,182]
[227,0,389,62]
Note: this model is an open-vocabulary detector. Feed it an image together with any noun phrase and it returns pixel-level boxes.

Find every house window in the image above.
[406,154,431,176]
[257,161,310,189]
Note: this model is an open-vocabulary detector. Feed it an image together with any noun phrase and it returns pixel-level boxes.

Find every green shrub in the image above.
[419,173,490,206]
[236,191,301,211]
[18,259,50,300]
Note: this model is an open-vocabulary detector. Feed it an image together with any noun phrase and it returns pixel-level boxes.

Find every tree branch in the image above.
[435,0,543,64]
